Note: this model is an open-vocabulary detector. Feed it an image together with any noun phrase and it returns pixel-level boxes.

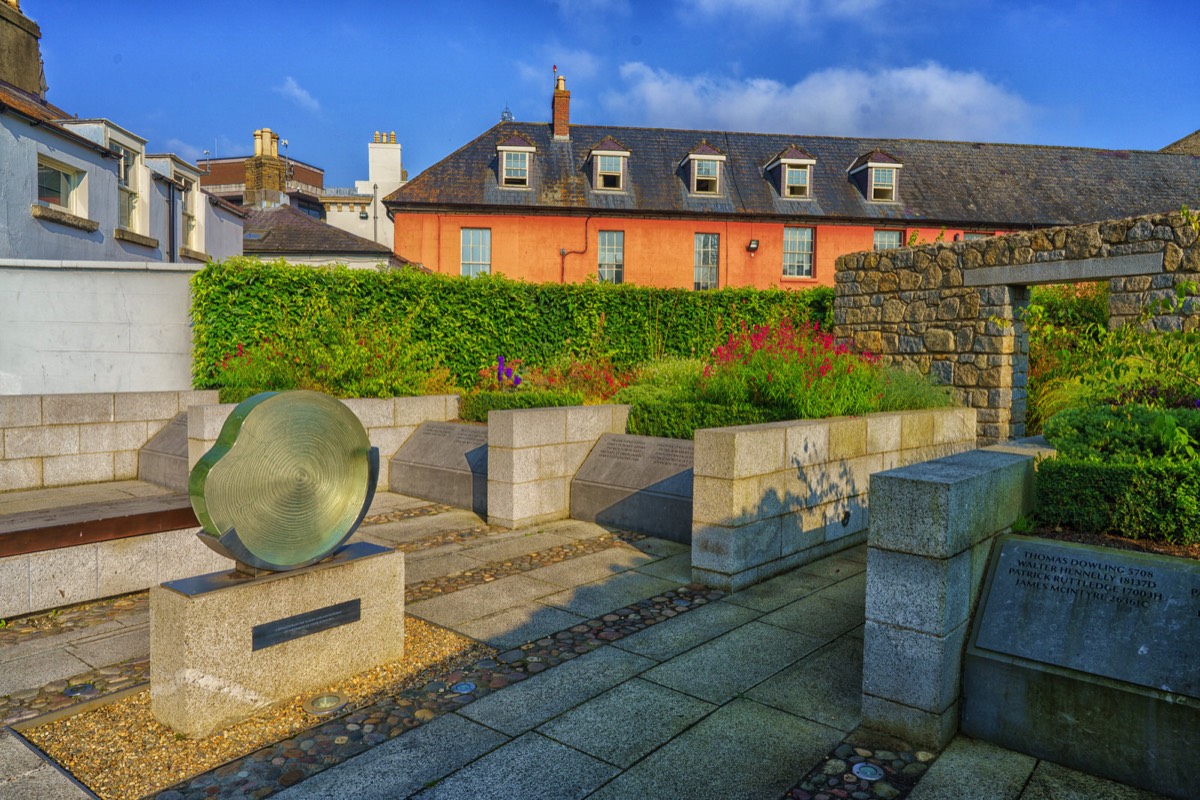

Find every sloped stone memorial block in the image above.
[570,434,693,542]
[963,534,1199,799]
[151,391,404,739]
[390,421,488,514]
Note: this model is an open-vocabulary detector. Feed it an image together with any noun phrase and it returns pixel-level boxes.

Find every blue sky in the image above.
[24,0,1200,187]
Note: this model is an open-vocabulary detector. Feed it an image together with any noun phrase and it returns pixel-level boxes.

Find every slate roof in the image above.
[848,149,901,172]
[242,205,406,265]
[387,121,1200,228]
[1162,129,1200,156]
[0,78,118,157]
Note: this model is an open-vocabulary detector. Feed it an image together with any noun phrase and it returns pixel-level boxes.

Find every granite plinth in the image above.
[570,434,693,543]
[963,534,1199,799]
[389,422,488,514]
[149,542,404,738]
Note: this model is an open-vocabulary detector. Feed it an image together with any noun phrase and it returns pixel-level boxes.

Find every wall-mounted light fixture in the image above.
[746,240,759,252]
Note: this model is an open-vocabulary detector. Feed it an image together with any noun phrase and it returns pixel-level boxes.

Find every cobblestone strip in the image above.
[0,593,147,648]
[784,741,936,800]
[155,584,724,799]
[359,503,447,527]
[1,656,150,727]
[405,531,647,603]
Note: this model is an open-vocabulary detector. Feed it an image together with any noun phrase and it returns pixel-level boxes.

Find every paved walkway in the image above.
[0,492,1167,800]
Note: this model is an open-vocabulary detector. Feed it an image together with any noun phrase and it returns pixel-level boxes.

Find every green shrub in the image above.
[458,389,585,422]
[191,258,835,390]
[1037,457,1200,544]
[625,399,771,439]
[1043,405,1200,460]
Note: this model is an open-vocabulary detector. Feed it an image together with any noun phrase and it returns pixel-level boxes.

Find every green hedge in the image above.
[1043,405,1200,460]
[191,259,835,388]
[626,398,771,439]
[459,389,585,422]
[1037,457,1200,544]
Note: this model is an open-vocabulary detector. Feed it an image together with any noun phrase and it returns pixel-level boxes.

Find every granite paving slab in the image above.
[905,736,1036,800]
[631,538,690,558]
[411,732,618,800]
[0,730,91,799]
[611,599,761,662]
[359,510,488,545]
[0,620,129,662]
[271,712,510,800]
[523,547,655,588]
[0,480,171,515]
[796,551,868,580]
[536,677,715,768]
[0,650,90,698]
[457,646,655,736]
[759,593,864,640]
[62,625,148,669]
[642,620,823,704]
[539,571,680,618]
[455,531,579,563]
[631,552,691,583]
[1019,760,1168,800]
[723,569,838,612]
[403,553,481,585]
[746,635,863,732]
[407,575,561,627]
[587,698,842,800]
[815,570,867,608]
[455,603,588,650]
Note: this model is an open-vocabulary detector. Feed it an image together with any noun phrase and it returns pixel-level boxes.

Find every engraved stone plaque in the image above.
[973,535,1200,695]
[571,433,694,542]
[389,421,488,514]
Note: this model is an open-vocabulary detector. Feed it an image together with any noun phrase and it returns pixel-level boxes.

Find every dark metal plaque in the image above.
[251,599,361,651]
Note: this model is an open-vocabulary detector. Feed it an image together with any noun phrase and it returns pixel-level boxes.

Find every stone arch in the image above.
[833,211,1200,444]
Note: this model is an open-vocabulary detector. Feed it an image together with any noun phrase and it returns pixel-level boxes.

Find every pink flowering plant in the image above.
[699,320,894,420]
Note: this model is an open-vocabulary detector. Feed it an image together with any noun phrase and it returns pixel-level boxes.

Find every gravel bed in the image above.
[22,618,491,800]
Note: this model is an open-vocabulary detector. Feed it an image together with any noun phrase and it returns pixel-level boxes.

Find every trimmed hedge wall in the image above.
[459,389,585,422]
[1039,405,1200,544]
[191,259,834,388]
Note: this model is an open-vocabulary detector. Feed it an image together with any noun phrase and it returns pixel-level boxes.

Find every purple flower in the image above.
[513,376,522,387]
[497,355,506,384]
[505,367,513,380]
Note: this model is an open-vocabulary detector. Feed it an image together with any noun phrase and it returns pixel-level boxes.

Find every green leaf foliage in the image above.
[1043,405,1200,460]
[191,258,835,390]
[1037,457,1200,544]
[459,389,585,422]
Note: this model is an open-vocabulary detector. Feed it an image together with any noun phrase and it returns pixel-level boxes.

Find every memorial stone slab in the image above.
[390,422,488,514]
[570,434,693,543]
[963,534,1199,799]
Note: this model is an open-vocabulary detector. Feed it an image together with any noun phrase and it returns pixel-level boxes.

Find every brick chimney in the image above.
[552,74,570,140]
[243,128,288,207]
[0,0,48,98]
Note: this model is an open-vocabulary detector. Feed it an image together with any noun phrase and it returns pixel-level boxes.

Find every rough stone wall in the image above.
[834,210,1200,443]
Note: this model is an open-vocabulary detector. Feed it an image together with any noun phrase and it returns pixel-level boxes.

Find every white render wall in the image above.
[0,260,198,394]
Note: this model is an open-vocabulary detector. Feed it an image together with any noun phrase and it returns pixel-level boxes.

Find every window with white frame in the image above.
[783,227,814,278]
[461,228,491,276]
[873,229,903,251]
[598,230,624,284]
[37,158,80,212]
[113,143,138,229]
[595,155,624,190]
[692,158,720,194]
[871,167,896,201]
[783,164,810,198]
[180,178,197,249]
[964,232,990,240]
[694,233,719,290]
[502,151,529,187]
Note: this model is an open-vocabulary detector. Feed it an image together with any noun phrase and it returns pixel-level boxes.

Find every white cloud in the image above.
[605,62,1033,141]
[679,0,884,21]
[274,76,320,112]
[550,0,631,17]
[164,138,205,163]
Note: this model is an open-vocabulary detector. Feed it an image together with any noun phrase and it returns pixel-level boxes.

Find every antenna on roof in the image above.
[500,103,514,123]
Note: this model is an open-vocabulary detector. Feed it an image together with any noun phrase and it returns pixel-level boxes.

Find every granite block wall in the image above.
[690,407,976,591]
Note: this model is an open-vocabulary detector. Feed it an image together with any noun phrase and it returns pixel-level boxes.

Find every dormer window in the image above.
[590,137,630,191]
[496,133,535,189]
[849,150,903,203]
[872,167,895,201]
[766,145,816,200]
[685,141,726,196]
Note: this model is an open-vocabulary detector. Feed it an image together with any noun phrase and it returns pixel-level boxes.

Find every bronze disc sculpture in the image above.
[188,390,379,571]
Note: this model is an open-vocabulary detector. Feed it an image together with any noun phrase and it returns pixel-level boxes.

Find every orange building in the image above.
[386,78,1196,290]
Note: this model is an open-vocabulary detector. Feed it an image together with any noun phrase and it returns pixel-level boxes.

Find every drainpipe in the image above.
[373,183,378,243]
[559,215,594,283]
[166,181,176,262]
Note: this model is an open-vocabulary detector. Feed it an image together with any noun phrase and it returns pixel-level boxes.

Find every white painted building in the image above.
[321,131,406,249]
